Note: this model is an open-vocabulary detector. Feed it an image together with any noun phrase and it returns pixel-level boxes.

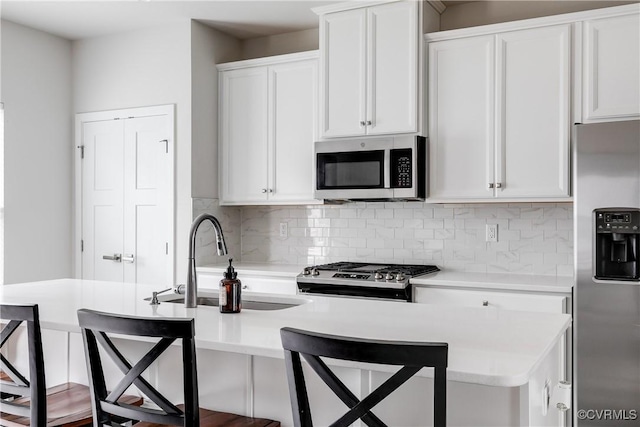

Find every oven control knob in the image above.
[385,273,395,281]
[396,273,405,282]
[374,272,384,280]
[312,268,320,276]
[302,268,311,276]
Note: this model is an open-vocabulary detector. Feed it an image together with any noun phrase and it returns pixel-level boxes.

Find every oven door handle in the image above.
[384,149,391,189]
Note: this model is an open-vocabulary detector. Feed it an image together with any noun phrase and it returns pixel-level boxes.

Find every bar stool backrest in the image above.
[77,308,199,427]
[0,304,47,425]
[280,327,448,427]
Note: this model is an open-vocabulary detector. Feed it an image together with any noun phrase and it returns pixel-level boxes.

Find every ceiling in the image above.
[0,0,336,41]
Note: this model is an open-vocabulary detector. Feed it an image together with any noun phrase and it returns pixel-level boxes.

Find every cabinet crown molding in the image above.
[217,50,318,72]
[312,0,403,15]
[425,3,639,42]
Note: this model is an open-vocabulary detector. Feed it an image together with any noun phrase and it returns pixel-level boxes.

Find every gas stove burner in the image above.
[310,262,439,276]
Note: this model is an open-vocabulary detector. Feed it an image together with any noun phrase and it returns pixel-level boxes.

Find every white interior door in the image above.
[78,106,174,285]
[123,115,172,285]
[81,119,125,282]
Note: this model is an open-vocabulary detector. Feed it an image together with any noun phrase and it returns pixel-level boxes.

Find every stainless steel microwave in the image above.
[314,135,426,201]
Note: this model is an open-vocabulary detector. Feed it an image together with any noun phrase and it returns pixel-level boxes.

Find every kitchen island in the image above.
[0,279,571,426]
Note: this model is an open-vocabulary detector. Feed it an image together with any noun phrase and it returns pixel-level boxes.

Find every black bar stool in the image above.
[77,308,280,427]
[280,327,448,427]
[0,303,142,426]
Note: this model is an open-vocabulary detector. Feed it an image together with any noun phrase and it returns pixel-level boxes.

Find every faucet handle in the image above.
[150,288,173,305]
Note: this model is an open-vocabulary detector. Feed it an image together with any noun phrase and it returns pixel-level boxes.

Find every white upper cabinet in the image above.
[269,60,318,203]
[218,52,319,205]
[318,1,420,138]
[220,67,269,204]
[582,12,640,121]
[428,36,495,199]
[320,9,367,138]
[496,25,571,198]
[428,24,571,201]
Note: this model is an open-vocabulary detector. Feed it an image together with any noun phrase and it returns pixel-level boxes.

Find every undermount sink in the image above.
[145,292,304,311]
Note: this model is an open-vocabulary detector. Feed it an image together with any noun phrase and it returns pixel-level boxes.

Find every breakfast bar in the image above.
[0,279,571,426]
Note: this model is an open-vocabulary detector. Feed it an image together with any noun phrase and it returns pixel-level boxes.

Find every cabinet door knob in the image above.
[495,182,502,189]
[261,188,267,193]
[360,121,366,126]
[482,300,489,307]
[366,120,372,126]
[488,183,495,189]
[268,188,274,193]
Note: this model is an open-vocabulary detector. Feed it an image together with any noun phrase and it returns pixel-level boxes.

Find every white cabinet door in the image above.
[268,60,317,202]
[583,13,640,121]
[414,287,567,314]
[320,9,367,138]
[367,1,419,135]
[496,24,571,198]
[428,36,495,199]
[219,67,269,203]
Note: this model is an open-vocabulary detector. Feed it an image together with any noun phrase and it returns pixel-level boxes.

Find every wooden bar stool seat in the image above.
[0,304,143,427]
[77,308,280,427]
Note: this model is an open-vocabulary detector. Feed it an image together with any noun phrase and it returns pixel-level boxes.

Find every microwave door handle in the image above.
[384,149,391,188]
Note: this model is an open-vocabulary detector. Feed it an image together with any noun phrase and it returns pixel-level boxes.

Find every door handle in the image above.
[122,254,135,263]
[102,254,122,262]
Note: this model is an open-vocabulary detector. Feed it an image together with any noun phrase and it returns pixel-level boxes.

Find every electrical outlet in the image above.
[486,224,498,242]
[279,222,288,238]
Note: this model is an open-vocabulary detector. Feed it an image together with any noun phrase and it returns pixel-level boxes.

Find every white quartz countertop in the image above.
[0,279,571,388]
[410,271,573,293]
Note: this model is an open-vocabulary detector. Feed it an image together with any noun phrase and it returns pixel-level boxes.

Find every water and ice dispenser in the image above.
[594,208,640,281]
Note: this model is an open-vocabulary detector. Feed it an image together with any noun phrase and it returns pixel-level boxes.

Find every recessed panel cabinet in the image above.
[583,13,640,121]
[428,24,571,201]
[318,0,420,138]
[218,52,319,205]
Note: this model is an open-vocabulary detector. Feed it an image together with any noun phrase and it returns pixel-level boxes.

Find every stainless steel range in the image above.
[296,262,440,302]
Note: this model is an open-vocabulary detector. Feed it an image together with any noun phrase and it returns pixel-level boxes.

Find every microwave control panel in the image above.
[390,149,412,188]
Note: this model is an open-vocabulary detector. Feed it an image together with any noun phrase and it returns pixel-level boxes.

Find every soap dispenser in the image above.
[220,258,241,313]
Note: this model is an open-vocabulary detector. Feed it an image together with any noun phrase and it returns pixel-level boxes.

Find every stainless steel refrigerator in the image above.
[573,119,640,426]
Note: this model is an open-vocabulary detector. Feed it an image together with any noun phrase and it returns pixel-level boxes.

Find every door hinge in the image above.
[81,240,84,252]
[77,145,85,159]
[160,139,168,154]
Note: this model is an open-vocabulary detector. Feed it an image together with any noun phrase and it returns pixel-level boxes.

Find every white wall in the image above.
[191,21,242,199]
[72,22,192,283]
[1,20,73,284]
[241,28,319,60]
